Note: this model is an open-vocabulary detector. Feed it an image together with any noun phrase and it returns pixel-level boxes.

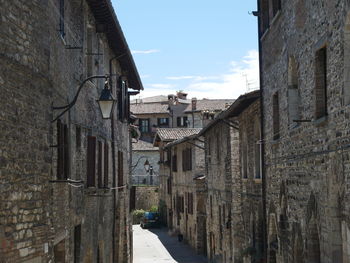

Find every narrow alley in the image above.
[133,225,207,263]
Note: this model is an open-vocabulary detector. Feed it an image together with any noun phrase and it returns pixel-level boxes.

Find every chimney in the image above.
[176,91,188,100]
[191,97,197,111]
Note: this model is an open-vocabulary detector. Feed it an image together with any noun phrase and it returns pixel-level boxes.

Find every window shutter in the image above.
[118,151,124,187]
[63,124,69,180]
[177,117,181,127]
[182,150,186,171]
[315,47,327,119]
[97,141,102,188]
[87,136,96,187]
[57,120,64,180]
[104,142,109,187]
[183,116,188,127]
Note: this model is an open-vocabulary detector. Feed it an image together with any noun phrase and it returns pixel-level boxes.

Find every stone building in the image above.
[131,140,159,185]
[164,133,207,255]
[153,128,201,227]
[199,90,261,263]
[257,0,350,262]
[184,99,233,128]
[0,0,142,262]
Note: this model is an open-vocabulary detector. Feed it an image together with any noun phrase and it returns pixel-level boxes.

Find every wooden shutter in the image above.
[172,154,177,172]
[182,150,186,171]
[177,117,181,127]
[315,47,327,119]
[104,142,109,187]
[189,148,192,171]
[97,141,102,188]
[87,136,96,187]
[118,151,124,187]
[57,120,64,180]
[183,116,188,127]
[63,124,69,179]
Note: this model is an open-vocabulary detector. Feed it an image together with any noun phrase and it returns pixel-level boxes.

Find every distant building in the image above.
[154,128,202,226]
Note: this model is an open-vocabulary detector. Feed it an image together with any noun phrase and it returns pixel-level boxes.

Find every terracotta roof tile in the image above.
[156,128,202,141]
[132,140,158,151]
[130,103,170,114]
[184,99,234,112]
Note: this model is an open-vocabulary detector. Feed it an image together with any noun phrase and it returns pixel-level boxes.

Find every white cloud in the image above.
[139,50,259,100]
[131,49,160,54]
[166,75,220,81]
[186,50,259,99]
[148,83,176,89]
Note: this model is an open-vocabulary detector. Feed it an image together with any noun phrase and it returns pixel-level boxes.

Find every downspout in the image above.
[109,54,125,263]
[254,2,268,262]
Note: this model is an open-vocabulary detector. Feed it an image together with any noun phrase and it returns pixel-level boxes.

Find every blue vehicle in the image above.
[140,212,160,228]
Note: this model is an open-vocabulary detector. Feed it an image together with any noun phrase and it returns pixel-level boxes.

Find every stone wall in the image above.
[259,0,350,262]
[204,122,234,263]
[168,137,206,253]
[134,186,159,211]
[0,0,134,262]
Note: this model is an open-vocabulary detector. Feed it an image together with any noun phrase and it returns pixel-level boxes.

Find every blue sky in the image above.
[112,1,259,99]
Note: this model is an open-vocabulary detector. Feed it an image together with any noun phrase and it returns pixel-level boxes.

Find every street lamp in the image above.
[52,75,115,122]
[144,159,150,172]
[97,80,116,119]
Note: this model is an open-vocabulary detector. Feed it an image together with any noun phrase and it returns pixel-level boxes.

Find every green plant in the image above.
[132,209,145,224]
[149,205,158,212]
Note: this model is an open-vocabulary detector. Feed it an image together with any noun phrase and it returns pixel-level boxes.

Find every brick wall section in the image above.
[0,0,134,262]
[259,1,350,262]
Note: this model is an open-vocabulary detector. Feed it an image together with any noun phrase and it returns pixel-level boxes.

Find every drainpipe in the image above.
[109,54,125,263]
[254,2,268,262]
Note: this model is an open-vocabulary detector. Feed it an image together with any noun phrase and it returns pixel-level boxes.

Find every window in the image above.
[177,116,188,127]
[188,193,193,214]
[118,151,124,187]
[139,119,150,133]
[57,120,69,180]
[157,118,169,127]
[87,136,96,187]
[272,92,280,140]
[97,141,103,188]
[172,154,177,172]
[104,143,109,187]
[315,47,327,119]
[118,77,128,122]
[59,0,65,38]
[182,148,192,171]
[167,178,172,194]
[210,195,213,218]
[216,134,220,162]
[76,126,81,150]
[288,57,300,127]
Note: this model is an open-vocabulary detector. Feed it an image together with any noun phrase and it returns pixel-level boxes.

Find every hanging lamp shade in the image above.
[97,85,116,119]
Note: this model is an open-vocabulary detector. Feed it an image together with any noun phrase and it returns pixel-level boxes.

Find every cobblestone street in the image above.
[133,225,207,263]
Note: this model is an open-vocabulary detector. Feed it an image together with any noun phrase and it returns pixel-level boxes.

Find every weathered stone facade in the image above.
[133,186,159,211]
[165,135,207,254]
[202,120,235,263]
[259,0,350,262]
[0,0,141,262]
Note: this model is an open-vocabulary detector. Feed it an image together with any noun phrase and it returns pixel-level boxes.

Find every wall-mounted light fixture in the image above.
[52,75,115,122]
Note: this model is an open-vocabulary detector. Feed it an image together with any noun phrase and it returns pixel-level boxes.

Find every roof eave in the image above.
[86,0,143,91]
